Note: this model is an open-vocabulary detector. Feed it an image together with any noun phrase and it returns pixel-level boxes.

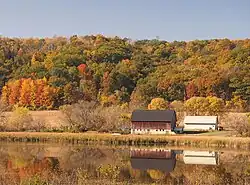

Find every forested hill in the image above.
[0,35,249,109]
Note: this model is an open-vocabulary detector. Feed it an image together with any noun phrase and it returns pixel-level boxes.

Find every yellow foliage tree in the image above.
[1,86,9,104]
[226,95,247,112]
[184,96,225,116]
[148,98,168,110]
[206,96,225,115]
[147,169,166,180]
[19,78,32,106]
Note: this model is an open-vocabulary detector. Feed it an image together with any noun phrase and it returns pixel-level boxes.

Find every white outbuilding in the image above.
[183,116,218,131]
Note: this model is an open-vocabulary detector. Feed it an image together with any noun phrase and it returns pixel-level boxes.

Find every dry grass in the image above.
[0,132,250,149]
[3,110,64,129]
[2,110,249,131]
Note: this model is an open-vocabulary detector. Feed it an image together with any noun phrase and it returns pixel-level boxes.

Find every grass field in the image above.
[185,130,234,136]
[0,132,249,149]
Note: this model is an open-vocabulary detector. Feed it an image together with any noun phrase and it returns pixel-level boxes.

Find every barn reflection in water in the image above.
[130,147,219,173]
[130,148,176,173]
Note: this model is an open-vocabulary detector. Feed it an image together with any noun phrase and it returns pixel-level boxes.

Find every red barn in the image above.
[131,110,177,134]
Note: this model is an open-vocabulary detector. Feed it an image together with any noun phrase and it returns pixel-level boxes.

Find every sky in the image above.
[0,0,249,41]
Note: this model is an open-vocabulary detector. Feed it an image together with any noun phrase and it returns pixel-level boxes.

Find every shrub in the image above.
[0,103,8,131]
[60,101,131,133]
[7,106,34,131]
[5,106,45,131]
[31,118,46,132]
[170,101,185,126]
[170,100,184,112]
[228,114,250,137]
[97,105,130,132]
[226,96,248,112]
[60,101,102,132]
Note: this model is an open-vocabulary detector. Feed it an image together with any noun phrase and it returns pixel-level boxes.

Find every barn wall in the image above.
[130,149,172,159]
[131,129,171,135]
[131,121,174,134]
[131,122,172,129]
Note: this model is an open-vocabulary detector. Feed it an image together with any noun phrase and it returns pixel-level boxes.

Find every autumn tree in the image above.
[148,98,169,110]
[19,78,33,106]
[1,78,58,109]
[8,80,21,105]
[184,96,225,116]
[226,95,247,112]
[0,36,249,110]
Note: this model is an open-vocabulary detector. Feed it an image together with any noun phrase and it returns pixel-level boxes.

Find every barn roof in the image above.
[130,158,176,173]
[184,116,218,124]
[131,110,176,122]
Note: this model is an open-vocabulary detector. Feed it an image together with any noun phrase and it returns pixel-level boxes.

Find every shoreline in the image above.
[0,132,250,149]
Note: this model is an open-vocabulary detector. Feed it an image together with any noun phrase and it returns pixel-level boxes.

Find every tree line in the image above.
[0,35,249,110]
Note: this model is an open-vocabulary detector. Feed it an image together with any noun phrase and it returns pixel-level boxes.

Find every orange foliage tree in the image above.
[1,78,58,109]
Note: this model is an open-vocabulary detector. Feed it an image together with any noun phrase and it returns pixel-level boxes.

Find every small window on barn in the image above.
[156,129,158,131]
[147,129,150,131]
[162,129,164,131]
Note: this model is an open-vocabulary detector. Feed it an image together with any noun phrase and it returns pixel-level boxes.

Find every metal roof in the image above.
[131,110,176,122]
[184,116,218,124]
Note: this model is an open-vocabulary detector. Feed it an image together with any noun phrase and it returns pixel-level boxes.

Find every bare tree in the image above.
[0,103,8,131]
[227,114,250,137]
[60,101,130,133]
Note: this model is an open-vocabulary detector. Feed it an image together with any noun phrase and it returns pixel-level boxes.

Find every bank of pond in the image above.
[0,132,250,150]
[0,143,249,185]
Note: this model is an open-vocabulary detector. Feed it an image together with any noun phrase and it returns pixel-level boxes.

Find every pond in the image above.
[0,143,249,185]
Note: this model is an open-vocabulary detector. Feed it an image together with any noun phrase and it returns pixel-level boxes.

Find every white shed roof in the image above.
[184,116,218,124]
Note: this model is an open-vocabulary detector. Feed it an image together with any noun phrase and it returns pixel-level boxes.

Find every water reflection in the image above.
[0,143,249,184]
[130,148,176,173]
[7,157,59,180]
[130,148,219,173]
[183,150,219,165]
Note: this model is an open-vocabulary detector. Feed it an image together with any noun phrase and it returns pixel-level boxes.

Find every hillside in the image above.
[0,36,249,109]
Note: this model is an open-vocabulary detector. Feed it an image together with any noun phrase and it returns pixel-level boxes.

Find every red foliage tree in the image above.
[185,82,198,99]
[77,64,87,75]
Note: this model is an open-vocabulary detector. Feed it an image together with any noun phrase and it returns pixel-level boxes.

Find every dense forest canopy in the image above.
[0,35,249,109]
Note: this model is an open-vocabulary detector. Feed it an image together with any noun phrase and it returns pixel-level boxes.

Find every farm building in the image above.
[183,116,218,131]
[183,151,219,165]
[130,148,176,173]
[131,110,177,134]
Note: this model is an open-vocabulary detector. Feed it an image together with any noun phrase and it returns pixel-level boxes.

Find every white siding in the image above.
[183,116,218,130]
[184,124,216,130]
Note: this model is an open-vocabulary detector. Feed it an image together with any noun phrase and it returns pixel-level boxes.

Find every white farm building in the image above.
[183,116,218,131]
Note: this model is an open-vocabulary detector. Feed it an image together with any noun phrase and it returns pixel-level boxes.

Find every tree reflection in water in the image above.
[0,144,249,185]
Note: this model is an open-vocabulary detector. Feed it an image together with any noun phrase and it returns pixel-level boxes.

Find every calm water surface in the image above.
[0,142,249,185]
